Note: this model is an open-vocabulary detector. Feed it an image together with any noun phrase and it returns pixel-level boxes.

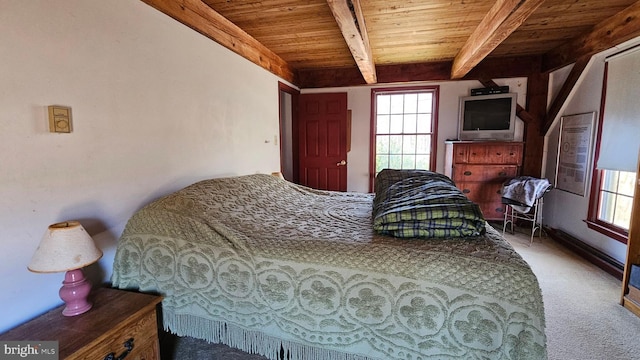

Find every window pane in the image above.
[417,93,433,113]
[390,114,403,133]
[390,95,404,114]
[403,135,417,154]
[377,95,390,114]
[376,155,389,173]
[376,135,389,154]
[416,155,430,169]
[618,171,636,197]
[376,115,390,134]
[613,195,633,229]
[389,155,402,169]
[598,191,616,223]
[597,169,635,231]
[403,114,417,133]
[601,170,619,192]
[404,93,418,113]
[416,113,432,133]
[416,135,431,154]
[402,154,416,169]
[389,135,403,154]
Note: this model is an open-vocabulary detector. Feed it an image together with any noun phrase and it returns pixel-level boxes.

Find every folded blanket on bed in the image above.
[373,169,486,238]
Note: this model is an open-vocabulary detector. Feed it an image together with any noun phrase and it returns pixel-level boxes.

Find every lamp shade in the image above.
[28,221,103,273]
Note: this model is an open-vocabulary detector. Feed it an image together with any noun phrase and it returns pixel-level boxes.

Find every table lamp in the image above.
[28,221,103,316]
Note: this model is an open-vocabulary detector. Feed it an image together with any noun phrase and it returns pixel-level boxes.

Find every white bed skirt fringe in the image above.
[162,310,376,360]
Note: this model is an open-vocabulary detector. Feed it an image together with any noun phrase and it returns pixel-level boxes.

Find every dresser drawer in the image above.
[453,165,518,182]
[457,182,503,202]
[467,143,523,165]
[453,144,470,163]
[477,201,507,220]
[67,309,159,360]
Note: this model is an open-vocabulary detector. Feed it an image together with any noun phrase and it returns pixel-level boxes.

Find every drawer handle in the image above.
[496,152,501,155]
[464,171,472,176]
[498,171,507,176]
[104,338,134,360]
[462,189,470,194]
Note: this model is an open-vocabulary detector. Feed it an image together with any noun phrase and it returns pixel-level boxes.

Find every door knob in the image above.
[337,160,347,166]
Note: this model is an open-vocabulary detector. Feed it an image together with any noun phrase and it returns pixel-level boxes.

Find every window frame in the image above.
[586,62,630,244]
[587,169,632,244]
[369,85,439,192]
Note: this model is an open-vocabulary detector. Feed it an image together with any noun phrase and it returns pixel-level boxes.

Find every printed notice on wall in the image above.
[555,112,596,196]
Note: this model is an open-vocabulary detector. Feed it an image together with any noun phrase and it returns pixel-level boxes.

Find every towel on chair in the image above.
[501,176,552,213]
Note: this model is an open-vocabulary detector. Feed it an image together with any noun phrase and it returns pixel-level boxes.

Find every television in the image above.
[458,92,517,141]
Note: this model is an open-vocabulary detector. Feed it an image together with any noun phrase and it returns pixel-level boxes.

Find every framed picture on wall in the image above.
[555,112,596,196]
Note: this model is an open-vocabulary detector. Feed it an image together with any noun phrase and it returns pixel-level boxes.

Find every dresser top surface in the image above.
[0,288,162,341]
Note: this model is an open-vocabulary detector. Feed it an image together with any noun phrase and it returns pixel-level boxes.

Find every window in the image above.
[370,86,439,190]
[598,169,636,229]
[586,57,639,243]
[588,168,636,242]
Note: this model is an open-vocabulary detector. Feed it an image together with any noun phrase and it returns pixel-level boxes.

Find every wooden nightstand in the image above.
[0,287,162,360]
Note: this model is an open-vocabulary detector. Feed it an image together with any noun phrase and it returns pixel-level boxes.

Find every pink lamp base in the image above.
[59,268,93,316]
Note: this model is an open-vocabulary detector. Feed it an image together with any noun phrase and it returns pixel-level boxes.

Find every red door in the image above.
[298,92,348,191]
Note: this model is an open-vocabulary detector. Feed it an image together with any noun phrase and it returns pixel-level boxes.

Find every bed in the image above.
[111,171,546,360]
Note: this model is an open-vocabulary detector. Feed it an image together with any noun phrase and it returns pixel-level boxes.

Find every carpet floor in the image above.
[159,225,640,360]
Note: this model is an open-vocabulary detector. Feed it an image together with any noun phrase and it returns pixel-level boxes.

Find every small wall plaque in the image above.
[48,105,72,133]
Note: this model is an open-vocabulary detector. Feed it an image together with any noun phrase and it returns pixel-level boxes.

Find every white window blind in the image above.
[597,46,640,172]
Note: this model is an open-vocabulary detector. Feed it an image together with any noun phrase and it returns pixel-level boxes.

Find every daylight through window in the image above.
[598,169,636,231]
[372,87,438,179]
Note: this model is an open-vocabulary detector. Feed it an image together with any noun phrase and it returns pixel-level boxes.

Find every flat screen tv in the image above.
[458,93,517,141]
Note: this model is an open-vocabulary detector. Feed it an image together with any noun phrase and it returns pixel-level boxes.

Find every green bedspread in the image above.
[111,174,546,360]
[373,169,486,238]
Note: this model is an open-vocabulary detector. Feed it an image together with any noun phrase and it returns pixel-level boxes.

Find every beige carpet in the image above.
[503,226,640,360]
[161,226,640,359]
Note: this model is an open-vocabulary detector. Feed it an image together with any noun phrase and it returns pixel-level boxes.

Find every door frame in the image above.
[278,82,300,183]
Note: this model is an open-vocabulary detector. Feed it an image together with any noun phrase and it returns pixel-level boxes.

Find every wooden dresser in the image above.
[0,287,162,360]
[444,141,524,220]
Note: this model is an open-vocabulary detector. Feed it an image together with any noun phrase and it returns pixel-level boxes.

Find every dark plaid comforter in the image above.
[373,169,486,238]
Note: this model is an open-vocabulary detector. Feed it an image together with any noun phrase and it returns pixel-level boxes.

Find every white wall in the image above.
[0,0,282,332]
[303,78,527,192]
[542,38,640,264]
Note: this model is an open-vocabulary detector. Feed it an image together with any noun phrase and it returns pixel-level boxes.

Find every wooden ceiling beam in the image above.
[451,0,545,79]
[542,1,640,73]
[140,0,297,84]
[298,55,539,88]
[542,56,592,134]
[326,0,377,84]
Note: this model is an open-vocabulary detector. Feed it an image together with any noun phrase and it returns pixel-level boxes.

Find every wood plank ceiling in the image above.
[142,0,640,88]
